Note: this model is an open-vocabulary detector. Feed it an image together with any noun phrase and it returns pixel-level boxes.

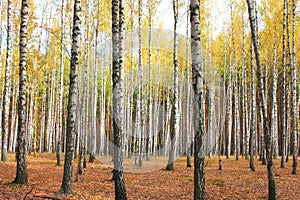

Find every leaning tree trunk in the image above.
[60,0,81,194]
[246,0,276,199]
[14,0,29,184]
[166,0,179,171]
[191,0,206,199]
[2,0,13,162]
[112,0,127,199]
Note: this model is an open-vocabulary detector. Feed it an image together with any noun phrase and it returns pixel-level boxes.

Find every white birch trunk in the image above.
[8,66,17,152]
[137,0,144,167]
[191,0,206,197]
[271,38,278,159]
[56,0,65,166]
[226,52,232,159]
[2,0,13,161]
[291,0,298,174]
[166,0,179,171]
[14,0,29,184]
[60,0,81,193]
[47,69,56,152]
[40,66,47,153]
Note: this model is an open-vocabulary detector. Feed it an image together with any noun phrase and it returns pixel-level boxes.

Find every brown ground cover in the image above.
[0,153,299,199]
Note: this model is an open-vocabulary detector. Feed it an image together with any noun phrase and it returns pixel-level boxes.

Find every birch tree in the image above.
[271,32,278,159]
[137,0,144,167]
[280,0,287,169]
[56,0,65,166]
[146,0,153,161]
[166,0,179,171]
[185,0,191,168]
[291,0,297,175]
[191,0,206,198]
[112,0,127,198]
[246,0,276,198]
[226,38,232,159]
[249,43,256,171]
[89,0,100,163]
[1,0,13,162]
[60,0,81,194]
[14,0,29,184]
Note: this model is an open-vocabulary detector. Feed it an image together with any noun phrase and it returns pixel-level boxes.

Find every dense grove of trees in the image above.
[0,0,299,199]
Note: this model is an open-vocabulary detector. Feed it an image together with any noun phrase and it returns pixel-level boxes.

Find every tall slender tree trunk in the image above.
[47,69,56,153]
[112,0,127,199]
[246,0,276,199]
[14,0,29,184]
[250,43,256,171]
[89,0,100,163]
[77,60,84,175]
[40,65,48,153]
[280,0,288,169]
[0,0,2,152]
[271,32,279,159]
[226,40,232,159]
[285,0,291,163]
[207,32,214,158]
[8,68,17,152]
[100,57,106,156]
[191,0,205,199]
[2,0,13,162]
[241,14,249,160]
[137,0,144,167]
[56,0,65,166]
[230,3,240,160]
[60,0,81,194]
[0,0,3,62]
[185,1,191,168]
[291,0,297,175]
[146,0,153,162]
[82,0,90,170]
[166,0,179,171]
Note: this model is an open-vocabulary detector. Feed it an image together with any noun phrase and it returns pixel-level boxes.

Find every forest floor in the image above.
[0,153,299,199]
